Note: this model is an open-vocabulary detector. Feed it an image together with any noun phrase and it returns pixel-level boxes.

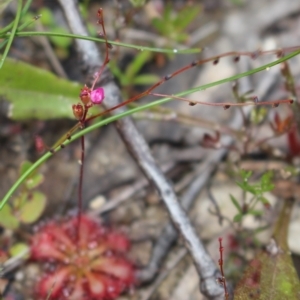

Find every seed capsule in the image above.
[72,104,84,120]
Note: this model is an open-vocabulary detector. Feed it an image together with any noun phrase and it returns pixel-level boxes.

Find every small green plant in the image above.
[230,170,274,223]
[129,0,146,8]
[234,198,300,299]
[0,161,46,229]
[151,3,201,44]
[109,50,159,97]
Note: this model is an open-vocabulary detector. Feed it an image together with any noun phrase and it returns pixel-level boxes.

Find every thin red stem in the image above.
[149,93,294,108]
[85,47,298,123]
[52,33,300,151]
[218,237,229,299]
[75,8,112,242]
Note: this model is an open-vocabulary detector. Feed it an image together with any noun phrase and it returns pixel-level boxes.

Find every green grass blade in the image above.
[0,0,23,69]
[0,31,201,54]
[0,0,32,34]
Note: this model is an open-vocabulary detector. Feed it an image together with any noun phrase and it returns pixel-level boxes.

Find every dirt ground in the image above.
[1,0,300,299]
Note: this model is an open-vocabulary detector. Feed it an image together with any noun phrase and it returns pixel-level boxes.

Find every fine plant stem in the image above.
[18,15,42,32]
[218,238,229,299]
[78,136,85,213]
[0,31,201,55]
[20,0,33,18]
[0,0,32,35]
[1,49,300,209]
[0,0,23,69]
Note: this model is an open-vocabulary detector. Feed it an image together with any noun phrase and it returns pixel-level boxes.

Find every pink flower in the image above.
[90,87,105,104]
[31,214,135,300]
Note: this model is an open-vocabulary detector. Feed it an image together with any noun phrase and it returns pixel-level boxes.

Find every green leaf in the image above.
[25,173,44,190]
[163,3,173,22]
[20,161,33,176]
[233,213,243,222]
[19,191,46,223]
[133,74,160,85]
[108,61,127,85]
[250,107,267,124]
[247,209,263,217]
[129,0,146,7]
[0,204,19,229]
[38,7,54,26]
[240,169,253,180]
[125,50,153,80]
[152,18,166,35]
[0,56,82,120]
[173,5,200,31]
[236,181,257,195]
[234,198,300,299]
[260,196,270,207]
[49,27,72,49]
[9,243,30,259]
[174,32,189,43]
[230,194,242,213]
[260,171,274,192]
[20,161,44,189]
[151,4,173,36]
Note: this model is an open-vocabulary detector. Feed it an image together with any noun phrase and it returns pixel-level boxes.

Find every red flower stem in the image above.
[91,8,110,91]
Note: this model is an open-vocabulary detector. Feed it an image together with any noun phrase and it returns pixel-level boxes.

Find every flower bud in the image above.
[79,85,91,105]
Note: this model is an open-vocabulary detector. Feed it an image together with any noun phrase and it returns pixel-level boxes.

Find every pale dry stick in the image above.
[90,160,203,216]
[89,162,175,215]
[58,0,223,298]
[140,248,188,300]
[137,62,281,287]
[35,22,67,78]
[0,247,29,277]
[115,21,218,48]
[207,182,224,226]
[133,107,239,136]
